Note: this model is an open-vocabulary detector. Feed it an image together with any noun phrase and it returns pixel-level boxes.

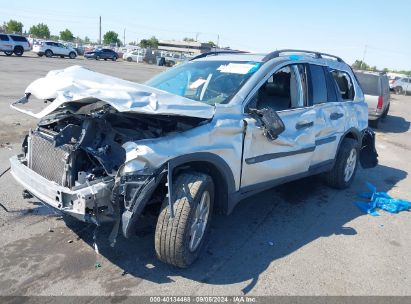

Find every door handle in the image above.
[330,112,344,120]
[295,121,314,130]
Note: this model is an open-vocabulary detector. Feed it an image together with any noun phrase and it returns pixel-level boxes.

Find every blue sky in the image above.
[2,0,410,70]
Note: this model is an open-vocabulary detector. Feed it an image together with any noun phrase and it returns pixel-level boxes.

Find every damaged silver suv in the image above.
[10,50,378,268]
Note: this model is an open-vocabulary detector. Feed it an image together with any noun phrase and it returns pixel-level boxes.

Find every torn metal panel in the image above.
[11,65,215,119]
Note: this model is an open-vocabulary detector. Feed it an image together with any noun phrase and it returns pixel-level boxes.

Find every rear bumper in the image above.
[10,155,114,223]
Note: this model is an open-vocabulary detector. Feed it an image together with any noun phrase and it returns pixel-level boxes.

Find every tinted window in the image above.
[331,70,355,100]
[309,65,327,104]
[355,73,380,95]
[10,35,27,42]
[0,34,10,41]
[46,42,52,46]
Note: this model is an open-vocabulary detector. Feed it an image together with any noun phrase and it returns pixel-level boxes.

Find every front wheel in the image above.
[45,50,53,58]
[155,172,214,268]
[395,87,403,95]
[112,56,117,61]
[325,138,359,189]
[69,52,76,59]
[96,55,100,60]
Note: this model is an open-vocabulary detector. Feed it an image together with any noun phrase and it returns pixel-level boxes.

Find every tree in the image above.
[103,31,121,45]
[4,19,23,34]
[84,36,90,43]
[208,41,217,47]
[352,60,369,70]
[29,23,50,39]
[60,29,74,42]
[139,36,159,49]
[183,37,195,42]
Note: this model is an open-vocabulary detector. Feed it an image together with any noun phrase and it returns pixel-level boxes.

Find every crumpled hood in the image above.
[11,65,215,119]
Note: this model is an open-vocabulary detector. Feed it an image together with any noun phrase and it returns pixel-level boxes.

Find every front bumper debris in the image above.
[10,155,114,222]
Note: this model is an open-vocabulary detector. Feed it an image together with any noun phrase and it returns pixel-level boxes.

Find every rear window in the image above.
[356,73,380,95]
[9,35,28,42]
[0,34,10,41]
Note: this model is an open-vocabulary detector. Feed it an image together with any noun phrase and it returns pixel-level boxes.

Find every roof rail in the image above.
[262,49,344,63]
[190,50,249,61]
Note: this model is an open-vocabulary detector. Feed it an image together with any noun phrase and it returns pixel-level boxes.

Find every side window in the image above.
[330,70,355,100]
[0,34,10,41]
[309,65,327,104]
[252,64,306,111]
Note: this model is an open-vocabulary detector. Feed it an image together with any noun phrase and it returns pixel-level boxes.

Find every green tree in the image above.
[352,60,369,70]
[183,37,195,42]
[84,36,90,43]
[139,36,158,48]
[50,35,59,41]
[208,41,217,47]
[103,31,121,45]
[60,29,74,41]
[4,19,23,34]
[29,23,50,39]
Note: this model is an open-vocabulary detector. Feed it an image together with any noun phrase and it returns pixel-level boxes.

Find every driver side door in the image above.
[241,63,316,189]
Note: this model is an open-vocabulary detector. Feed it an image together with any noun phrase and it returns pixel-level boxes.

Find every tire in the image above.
[381,103,390,119]
[325,138,359,189]
[369,119,379,129]
[96,55,100,60]
[45,50,53,58]
[69,52,76,59]
[13,46,23,56]
[155,172,214,268]
[4,51,13,56]
[104,58,107,61]
[112,56,117,61]
[60,55,64,58]
[127,57,132,62]
[395,86,403,95]
[37,54,43,57]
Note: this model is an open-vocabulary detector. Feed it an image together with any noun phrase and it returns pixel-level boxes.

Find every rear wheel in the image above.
[37,54,43,57]
[325,138,359,189]
[155,172,214,268]
[45,50,53,58]
[381,104,390,119]
[4,51,13,56]
[96,55,100,60]
[13,46,24,56]
[127,57,132,62]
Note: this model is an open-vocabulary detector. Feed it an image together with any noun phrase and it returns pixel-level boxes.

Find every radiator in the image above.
[28,132,72,186]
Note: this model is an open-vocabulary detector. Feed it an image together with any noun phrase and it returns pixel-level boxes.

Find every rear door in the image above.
[241,63,316,188]
[310,66,353,167]
[0,34,13,52]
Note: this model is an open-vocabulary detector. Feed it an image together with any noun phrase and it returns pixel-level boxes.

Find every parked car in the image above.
[33,41,77,59]
[0,34,31,56]
[388,75,402,91]
[392,77,411,95]
[10,50,378,268]
[84,48,118,61]
[123,50,144,62]
[355,70,390,128]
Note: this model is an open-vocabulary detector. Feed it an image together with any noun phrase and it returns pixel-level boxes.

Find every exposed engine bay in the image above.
[24,100,206,189]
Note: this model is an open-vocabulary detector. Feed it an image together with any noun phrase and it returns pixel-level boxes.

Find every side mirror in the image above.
[248,107,285,140]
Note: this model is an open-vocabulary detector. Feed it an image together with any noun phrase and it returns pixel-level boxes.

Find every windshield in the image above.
[356,73,380,95]
[146,60,261,105]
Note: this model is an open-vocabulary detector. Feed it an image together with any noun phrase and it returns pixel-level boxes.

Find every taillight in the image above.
[377,96,383,109]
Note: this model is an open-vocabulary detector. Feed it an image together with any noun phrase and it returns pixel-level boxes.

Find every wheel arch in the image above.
[168,152,236,215]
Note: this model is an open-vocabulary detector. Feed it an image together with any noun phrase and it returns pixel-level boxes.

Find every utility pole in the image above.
[217,34,219,48]
[123,28,126,46]
[99,16,101,45]
[361,44,367,70]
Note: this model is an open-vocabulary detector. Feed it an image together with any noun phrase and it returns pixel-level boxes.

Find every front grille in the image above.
[28,133,71,186]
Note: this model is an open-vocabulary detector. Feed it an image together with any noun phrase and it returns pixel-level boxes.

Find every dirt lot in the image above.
[0,53,410,296]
